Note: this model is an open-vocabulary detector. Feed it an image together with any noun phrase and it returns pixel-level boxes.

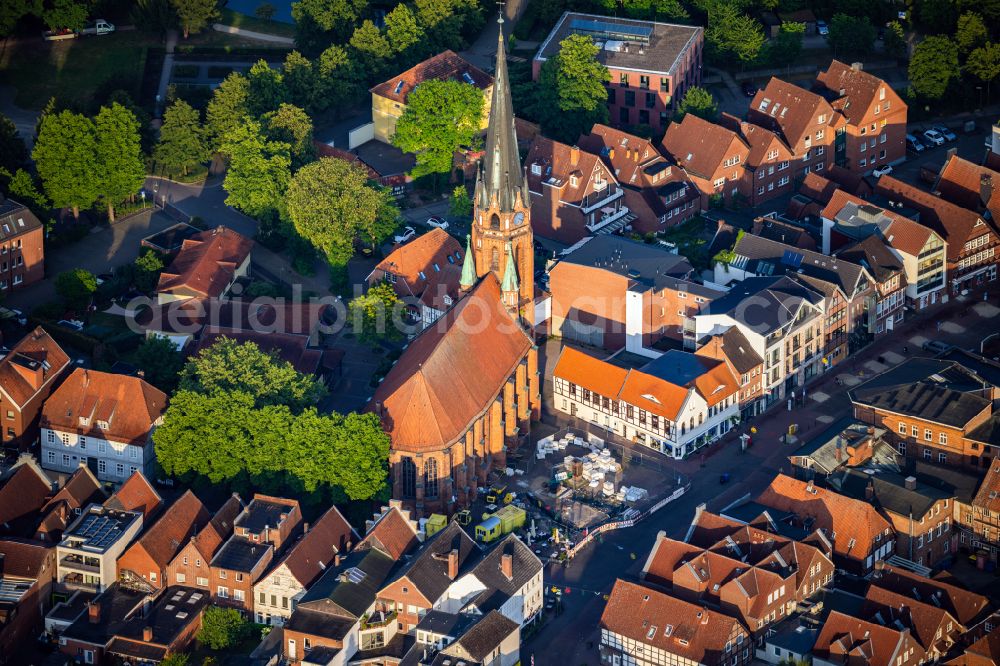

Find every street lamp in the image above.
[140,190,146,208]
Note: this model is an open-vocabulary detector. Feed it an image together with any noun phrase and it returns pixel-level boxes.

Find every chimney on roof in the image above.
[981,173,993,208]
[835,440,842,462]
[334,552,343,567]
[88,602,101,624]
[142,626,153,642]
[865,481,875,501]
[570,146,580,167]
[904,476,917,491]
[501,552,513,581]
[447,548,459,580]
[805,480,814,494]
[851,62,863,71]
[279,512,288,523]
[303,522,310,534]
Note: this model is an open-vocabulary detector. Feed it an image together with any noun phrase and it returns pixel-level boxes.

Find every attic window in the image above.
[447,255,455,264]
[17,219,23,227]
[433,263,440,272]
[462,72,475,85]
[570,175,578,187]
[393,80,405,94]
[647,626,657,639]
[640,394,660,404]
[664,625,673,637]
[418,271,426,280]
[96,420,108,430]
[759,99,770,112]
[678,639,689,646]
[532,164,542,175]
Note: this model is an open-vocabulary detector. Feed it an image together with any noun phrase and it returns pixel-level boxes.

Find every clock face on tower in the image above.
[513,212,524,226]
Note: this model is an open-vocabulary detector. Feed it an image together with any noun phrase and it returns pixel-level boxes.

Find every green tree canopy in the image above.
[263,103,315,168]
[449,185,472,218]
[247,60,288,118]
[966,42,1000,99]
[221,119,292,218]
[767,20,804,65]
[155,99,207,176]
[131,0,176,38]
[291,0,368,53]
[386,4,425,61]
[170,0,218,37]
[909,35,960,99]
[4,169,49,211]
[94,103,146,221]
[828,14,876,57]
[282,50,318,112]
[43,0,89,31]
[706,4,765,64]
[536,34,611,143]
[615,0,688,21]
[883,20,907,59]
[32,110,99,219]
[285,157,397,267]
[915,0,956,34]
[349,20,392,78]
[0,114,28,178]
[197,607,251,650]
[133,248,165,292]
[349,281,405,345]
[314,45,364,113]
[55,268,98,309]
[180,337,328,411]
[391,79,484,179]
[205,73,250,154]
[0,0,37,36]
[675,86,718,121]
[134,335,184,393]
[956,12,988,53]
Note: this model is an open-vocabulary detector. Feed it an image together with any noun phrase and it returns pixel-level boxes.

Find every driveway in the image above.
[0,84,39,149]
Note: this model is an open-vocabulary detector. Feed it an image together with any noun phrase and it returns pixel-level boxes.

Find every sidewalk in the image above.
[154,30,179,120]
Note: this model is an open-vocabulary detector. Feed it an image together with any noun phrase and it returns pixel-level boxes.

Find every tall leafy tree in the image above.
[883,20,907,59]
[314,45,364,113]
[205,73,250,154]
[282,51,318,112]
[197,607,251,650]
[618,0,688,21]
[385,4,425,61]
[134,335,184,393]
[94,103,146,222]
[285,157,390,267]
[536,34,610,143]
[967,42,1000,100]
[958,0,1000,26]
[247,60,288,118]
[348,282,405,345]
[675,86,717,121]
[392,79,484,179]
[4,169,49,211]
[0,114,28,178]
[170,0,218,38]
[155,99,207,176]
[131,0,176,38]
[915,0,956,34]
[767,21,804,66]
[909,35,960,99]
[956,12,988,54]
[349,20,392,78]
[33,110,99,219]
[263,103,315,169]
[0,0,36,36]
[705,4,765,64]
[181,338,327,411]
[55,268,98,309]
[291,0,368,53]
[827,14,876,57]
[220,119,291,218]
[42,0,89,31]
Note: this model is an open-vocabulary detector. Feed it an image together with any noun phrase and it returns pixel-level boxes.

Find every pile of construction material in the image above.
[535,432,585,459]
[616,486,649,503]
[570,449,622,491]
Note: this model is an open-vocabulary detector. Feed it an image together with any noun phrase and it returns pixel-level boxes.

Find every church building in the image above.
[369,23,541,517]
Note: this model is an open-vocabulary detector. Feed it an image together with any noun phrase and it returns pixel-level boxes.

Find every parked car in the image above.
[741,81,758,97]
[79,19,115,36]
[817,20,829,35]
[56,319,84,332]
[906,134,925,153]
[426,216,449,230]
[0,307,26,326]
[872,165,893,177]
[922,340,954,355]
[393,226,416,244]
[932,125,957,141]
[922,129,945,146]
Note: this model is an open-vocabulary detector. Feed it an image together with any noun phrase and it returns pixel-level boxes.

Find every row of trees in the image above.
[0,0,220,37]
[152,338,390,501]
[909,11,1000,101]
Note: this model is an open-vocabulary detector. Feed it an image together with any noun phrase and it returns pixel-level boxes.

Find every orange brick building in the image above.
[0,199,44,291]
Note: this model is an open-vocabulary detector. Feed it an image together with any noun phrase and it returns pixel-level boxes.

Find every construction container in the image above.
[493,505,526,534]
[475,515,503,542]
[425,513,448,537]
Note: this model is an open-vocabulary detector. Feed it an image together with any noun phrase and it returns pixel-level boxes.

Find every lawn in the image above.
[218,8,297,38]
[0,31,149,109]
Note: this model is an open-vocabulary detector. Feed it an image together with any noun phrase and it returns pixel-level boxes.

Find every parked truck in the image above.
[43,19,115,40]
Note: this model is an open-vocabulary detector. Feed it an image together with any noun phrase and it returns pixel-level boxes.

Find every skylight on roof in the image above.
[393,80,405,94]
[462,72,475,85]
[640,393,660,404]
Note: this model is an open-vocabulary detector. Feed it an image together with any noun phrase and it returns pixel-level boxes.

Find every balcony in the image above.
[59,573,99,593]
[361,609,397,630]
[580,186,623,215]
[60,555,101,574]
[587,207,634,235]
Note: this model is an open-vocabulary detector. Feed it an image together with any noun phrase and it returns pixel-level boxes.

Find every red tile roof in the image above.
[748,77,841,149]
[577,124,668,188]
[278,506,357,587]
[372,228,464,309]
[189,495,243,561]
[104,472,162,519]
[876,176,987,261]
[369,274,533,452]
[816,60,899,126]
[0,327,70,408]
[157,226,253,300]
[525,135,611,202]
[800,172,840,204]
[947,627,1000,666]
[814,610,917,666]
[757,474,892,565]
[371,50,492,104]
[0,537,51,578]
[552,347,629,402]
[661,113,746,180]
[129,490,209,568]
[863,584,958,652]
[41,368,166,446]
[359,504,420,560]
[936,154,1000,212]
[872,564,990,627]
[974,457,1000,516]
[37,466,103,538]
[601,580,747,662]
[821,189,936,258]
[0,462,52,534]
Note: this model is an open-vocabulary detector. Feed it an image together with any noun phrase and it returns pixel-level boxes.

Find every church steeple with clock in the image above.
[465,17,533,320]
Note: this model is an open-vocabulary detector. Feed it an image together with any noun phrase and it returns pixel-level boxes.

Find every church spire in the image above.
[478,17,523,213]
[460,234,476,291]
[501,240,519,296]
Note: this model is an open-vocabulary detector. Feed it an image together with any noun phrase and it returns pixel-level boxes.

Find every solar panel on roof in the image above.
[782,249,804,268]
[570,18,653,39]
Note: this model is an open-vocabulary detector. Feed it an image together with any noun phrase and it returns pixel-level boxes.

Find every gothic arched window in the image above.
[491,248,500,271]
[490,214,501,230]
[400,457,416,498]
[424,458,439,499]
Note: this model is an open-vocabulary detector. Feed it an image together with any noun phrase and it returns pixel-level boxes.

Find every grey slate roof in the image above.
[835,235,904,283]
[641,349,718,386]
[465,534,542,614]
[561,235,695,289]
[297,547,397,619]
[389,521,480,604]
[829,468,951,520]
[850,359,992,428]
[791,417,898,476]
[703,275,824,336]
[731,232,869,295]
[211,536,269,572]
[434,610,518,664]
[906,460,981,505]
[716,326,764,374]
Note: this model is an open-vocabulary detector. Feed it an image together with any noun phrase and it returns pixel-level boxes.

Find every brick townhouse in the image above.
[850,358,998,470]
[834,234,907,334]
[641,512,834,638]
[718,114,797,207]
[662,113,752,207]
[600,579,752,666]
[155,226,253,305]
[748,77,843,179]
[0,539,55,663]
[871,562,991,629]
[525,135,630,243]
[814,60,908,174]
[694,327,766,419]
[0,327,70,451]
[878,175,1000,295]
[788,420,899,482]
[965,459,1000,561]
[577,123,701,233]
[0,198,44,291]
[812,610,925,666]
[165,496,242,590]
[862,584,963,661]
